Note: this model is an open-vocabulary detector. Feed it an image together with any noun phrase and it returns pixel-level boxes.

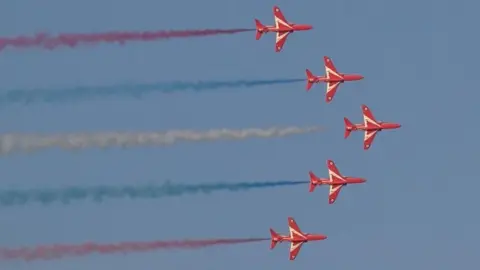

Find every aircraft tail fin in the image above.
[255,19,265,40]
[305,69,315,91]
[269,228,280,249]
[344,117,354,138]
[308,171,321,192]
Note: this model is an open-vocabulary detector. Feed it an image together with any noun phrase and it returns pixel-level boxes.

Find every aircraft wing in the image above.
[273,6,292,31]
[329,184,344,204]
[364,130,378,150]
[275,32,290,52]
[324,56,343,80]
[362,104,380,128]
[325,81,341,103]
[327,160,346,182]
[289,241,303,260]
[288,217,305,239]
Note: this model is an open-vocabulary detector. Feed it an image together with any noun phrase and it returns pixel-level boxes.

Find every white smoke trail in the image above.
[0,126,321,155]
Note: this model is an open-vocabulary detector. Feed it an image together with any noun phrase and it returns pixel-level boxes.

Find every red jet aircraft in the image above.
[270,217,327,260]
[344,104,401,150]
[309,160,367,204]
[255,6,313,52]
[306,56,364,103]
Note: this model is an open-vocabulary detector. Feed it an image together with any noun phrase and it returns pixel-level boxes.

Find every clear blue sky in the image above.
[1,0,478,269]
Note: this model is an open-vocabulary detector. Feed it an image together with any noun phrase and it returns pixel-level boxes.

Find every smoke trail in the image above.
[0,238,267,261]
[0,180,308,206]
[0,78,304,106]
[0,126,322,155]
[0,28,254,51]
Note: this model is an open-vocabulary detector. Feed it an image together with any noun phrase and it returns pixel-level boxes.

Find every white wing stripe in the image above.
[329,184,342,195]
[325,66,341,79]
[363,115,381,127]
[364,130,377,141]
[290,242,302,251]
[289,227,307,239]
[326,82,340,94]
[328,169,346,182]
[276,32,289,42]
[274,16,293,30]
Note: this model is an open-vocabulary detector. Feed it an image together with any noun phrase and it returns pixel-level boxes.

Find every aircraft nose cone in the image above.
[361,178,367,183]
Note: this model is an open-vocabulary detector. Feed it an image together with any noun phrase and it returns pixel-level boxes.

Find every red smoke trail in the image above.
[0,238,267,261]
[0,28,254,51]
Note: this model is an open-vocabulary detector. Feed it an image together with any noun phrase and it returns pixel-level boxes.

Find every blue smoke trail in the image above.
[0,78,303,106]
[0,180,308,206]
